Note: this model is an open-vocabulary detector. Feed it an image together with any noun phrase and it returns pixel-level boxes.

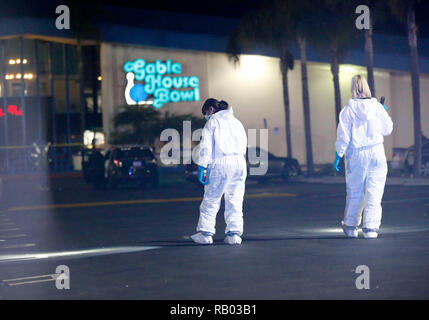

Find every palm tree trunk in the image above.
[298,37,314,175]
[407,1,422,177]
[365,27,376,97]
[331,51,342,125]
[280,49,293,158]
[77,38,86,137]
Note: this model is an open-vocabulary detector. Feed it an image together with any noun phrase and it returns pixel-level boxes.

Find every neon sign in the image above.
[0,105,23,117]
[123,59,200,108]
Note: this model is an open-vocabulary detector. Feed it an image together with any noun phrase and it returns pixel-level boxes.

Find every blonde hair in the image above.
[351,75,372,99]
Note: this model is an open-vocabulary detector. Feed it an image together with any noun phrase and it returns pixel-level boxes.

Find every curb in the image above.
[0,172,82,182]
[0,167,182,182]
[300,176,429,186]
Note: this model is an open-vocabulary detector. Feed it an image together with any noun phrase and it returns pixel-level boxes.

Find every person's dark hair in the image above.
[201,98,229,115]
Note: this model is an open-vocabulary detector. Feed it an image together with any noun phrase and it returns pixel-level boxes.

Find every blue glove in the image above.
[198,166,209,185]
[382,104,388,111]
[333,152,342,172]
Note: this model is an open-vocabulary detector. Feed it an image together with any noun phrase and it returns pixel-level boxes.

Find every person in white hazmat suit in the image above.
[191,98,248,245]
[334,75,393,239]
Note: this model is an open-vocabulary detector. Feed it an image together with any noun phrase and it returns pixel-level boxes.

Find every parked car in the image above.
[81,148,104,184]
[184,147,301,184]
[246,147,301,183]
[184,161,201,186]
[83,145,159,189]
[390,135,429,176]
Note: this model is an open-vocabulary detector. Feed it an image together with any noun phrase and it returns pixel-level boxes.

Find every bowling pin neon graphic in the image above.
[125,72,148,105]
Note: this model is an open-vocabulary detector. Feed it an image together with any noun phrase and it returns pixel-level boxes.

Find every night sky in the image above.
[0,0,428,39]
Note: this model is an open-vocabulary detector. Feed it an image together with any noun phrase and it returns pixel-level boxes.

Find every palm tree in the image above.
[355,0,390,98]
[226,0,320,175]
[387,0,422,177]
[297,36,314,174]
[292,1,320,175]
[309,0,358,125]
[364,4,376,97]
[226,2,296,160]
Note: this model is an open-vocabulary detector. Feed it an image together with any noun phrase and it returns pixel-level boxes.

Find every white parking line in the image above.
[0,228,20,232]
[0,246,160,263]
[0,234,27,239]
[0,243,36,249]
[3,274,59,286]
[7,279,57,286]
[0,222,15,226]
[383,197,429,204]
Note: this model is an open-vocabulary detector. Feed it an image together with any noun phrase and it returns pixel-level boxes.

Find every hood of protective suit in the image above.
[335,97,393,157]
[198,105,247,167]
[211,107,234,120]
[348,98,378,121]
[211,106,247,157]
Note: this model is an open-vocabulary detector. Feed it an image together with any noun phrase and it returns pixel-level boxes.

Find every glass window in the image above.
[53,78,66,113]
[36,40,51,96]
[3,38,44,97]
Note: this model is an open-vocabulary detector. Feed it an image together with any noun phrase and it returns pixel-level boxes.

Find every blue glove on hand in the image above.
[333,152,342,173]
[198,166,209,185]
[382,104,388,111]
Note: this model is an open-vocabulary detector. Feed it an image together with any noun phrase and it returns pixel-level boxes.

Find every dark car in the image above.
[103,146,159,189]
[83,145,159,189]
[246,147,301,183]
[184,147,301,184]
[81,148,104,184]
[390,136,429,176]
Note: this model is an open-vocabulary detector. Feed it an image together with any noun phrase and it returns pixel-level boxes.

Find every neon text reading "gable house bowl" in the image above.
[123,59,200,108]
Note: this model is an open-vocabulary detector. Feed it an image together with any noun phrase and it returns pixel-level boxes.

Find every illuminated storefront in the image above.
[0,37,102,172]
[1,8,429,173]
[101,42,429,167]
[123,59,200,107]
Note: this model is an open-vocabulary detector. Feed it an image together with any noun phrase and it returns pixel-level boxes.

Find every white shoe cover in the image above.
[341,221,358,238]
[191,232,213,244]
[224,234,242,245]
[363,230,378,239]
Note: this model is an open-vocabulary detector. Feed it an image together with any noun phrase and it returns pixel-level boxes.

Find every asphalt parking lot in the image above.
[0,173,428,299]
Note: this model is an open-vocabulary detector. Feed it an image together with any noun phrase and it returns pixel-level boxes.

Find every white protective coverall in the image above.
[336,98,393,229]
[196,107,248,236]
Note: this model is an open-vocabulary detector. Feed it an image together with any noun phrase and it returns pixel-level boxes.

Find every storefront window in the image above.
[1,36,102,172]
[2,38,53,97]
[36,40,51,96]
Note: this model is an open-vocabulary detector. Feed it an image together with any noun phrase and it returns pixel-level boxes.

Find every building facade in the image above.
[1,8,429,172]
[101,41,429,165]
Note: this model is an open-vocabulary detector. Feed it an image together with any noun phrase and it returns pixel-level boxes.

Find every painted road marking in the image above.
[246,225,429,240]
[245,192,295,199]
[3,274,59,286]
[383,197,429,204]
[0,234,27,239]
[6,192,297,212]
[0,222,15,226]
[0,243,36,249]
[0,246,160,263]
[0,228,20,232]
